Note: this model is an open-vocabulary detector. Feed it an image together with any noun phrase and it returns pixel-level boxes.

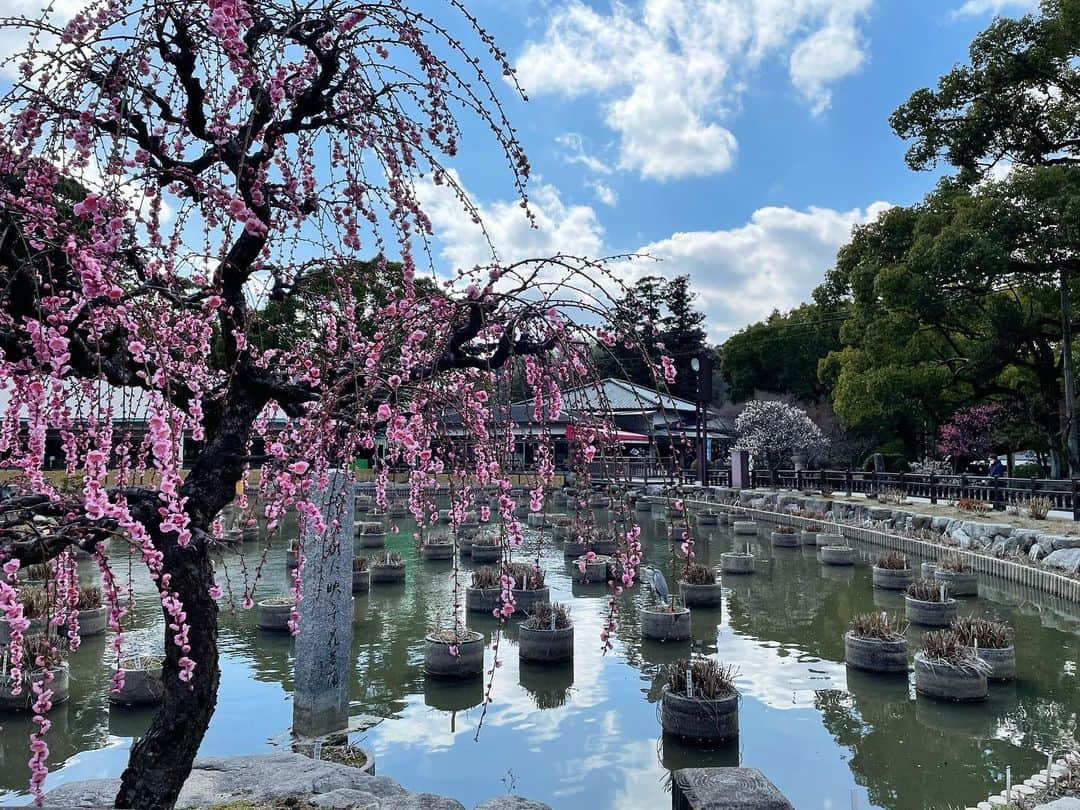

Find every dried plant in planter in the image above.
[77,585,102,611]
[908,581,951,602]
[775,526,797,534]
[880,487,908,505]
[681,563,717,584]
[17,586,51,619]
[820,487,834,498]
[849,612,907,641]
[876,552,909,570]
[470,566,502,589]
[510,564,545,590]
[472,530,501,547]
[938,553,971,573]
[522,602,571,630]
[956,497,991,514]
[21,634,64,670]
[352,557,368,573]
[356,521,384,535]
[805,523,824,533]
[374,550,403,566]
[666,657,739,700]
[952,616,1012,649]
[260,596,295,607]
[1024,496,1053,520]
[21,564,52,582]
[920,629,984,668]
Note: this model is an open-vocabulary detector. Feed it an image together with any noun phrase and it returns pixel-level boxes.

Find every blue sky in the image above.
[413,0,1040,340]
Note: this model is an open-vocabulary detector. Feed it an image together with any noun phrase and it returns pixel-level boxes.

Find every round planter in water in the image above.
[470,545,502,564]
[257,599,295,631]
[588,495,610,509]
[575,556,610,583]
[552,524,571,541]
[844,632,908,673]
[458,522,480,539]
[519,624,574,663]
[933,569,978,597]
[905,596,957,626]
[512,587,550,614]
[697,513,719,527]
[357,531,386,549]
[424,631,484,679]
[78,606,108,637]
[732,521,757,536]
[820,546,857,566]
[352,570,370,593]
[370,562,405,584]
[457,536,474,556]
[920,561,938,579]
[679,580,722,608]
[640,607,691,641]
[816,532,844,548]
[563,540,588,558]
[109,661,164,706]
[971,645,1015,681]
[421,543,454,561]
[285,549,299,571]
[872,566,914,591]
[635,499,653,513]
[913,652,988,702]
[660,685,738,744]
[590,539,617,555]
[770,531,799,548]
[525,512,547,528]
[0,665,70,712]
[242,525,260,543]
[720,552,754,575]
[465,587,502,614]
[800,530,819,546]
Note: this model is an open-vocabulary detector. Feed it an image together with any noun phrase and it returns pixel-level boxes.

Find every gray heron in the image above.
[642,565,670,605]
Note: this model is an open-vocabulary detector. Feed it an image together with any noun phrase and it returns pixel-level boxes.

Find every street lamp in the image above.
[690,355,713,486]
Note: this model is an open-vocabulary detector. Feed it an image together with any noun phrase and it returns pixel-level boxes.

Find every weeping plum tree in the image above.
[732,400,828,472]
[0,2,660,807]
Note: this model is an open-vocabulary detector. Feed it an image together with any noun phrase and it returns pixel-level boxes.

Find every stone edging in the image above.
[963,751,1078,810]
[683,498,1080,604]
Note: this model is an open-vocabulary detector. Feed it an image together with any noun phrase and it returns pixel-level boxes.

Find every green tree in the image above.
[659,275,709,401]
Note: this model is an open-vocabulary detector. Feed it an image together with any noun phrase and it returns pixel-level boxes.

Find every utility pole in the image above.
[1062,268,1078,475]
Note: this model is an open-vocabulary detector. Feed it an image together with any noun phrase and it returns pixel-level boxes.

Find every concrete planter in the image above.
[352,570,370,593]
[563,540,588,558]
[913,652,988,702]
[357,531,386,549]
[660,685,738,744]
[526,512,548,528]
[242,525,259,543]
[844,632,908,673]
[458,522,480,539]
[971,645,1015,681]
[470,545,502,563]
[552,524,571,541]
[588,496,610,509]
[78,606,108,637]
[679,580,722,608]
[820,546,857,566]
[512,587,550,614]
[721,552,754,575]
[0,665,70,712]
[635,499,653,513]
[732,521,757,535]
[0,616,50,646]
[816,532,844,548]
[109,661,164,706]
[905,596,957,626]
[933,569,978,597]
[466,587,502,614]
[575,556,610,583]
[921,561,938,579]
[370,562,405,584]
[257,599,294,631]
[770,531,799,548]
[286,549,299,571]
[640,607,691,641]
[518,624,574,663]
[697,512,719,526]
[716,512,730,526]
[420,543,454,561]
[424,632,484,679]
[457,535,474,555]
[872,567,914,591]
[800,530,819,546]
[590,538,617,555]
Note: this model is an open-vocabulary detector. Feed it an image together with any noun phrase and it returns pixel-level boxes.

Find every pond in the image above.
[1,505,1078,809]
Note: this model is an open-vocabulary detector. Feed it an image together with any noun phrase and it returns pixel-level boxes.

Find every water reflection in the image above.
[0,507,1077,810]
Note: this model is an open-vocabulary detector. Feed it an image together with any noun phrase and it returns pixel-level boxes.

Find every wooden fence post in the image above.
[845,470,852,497]
[929,473,937,505]
[1073,479,1079,522]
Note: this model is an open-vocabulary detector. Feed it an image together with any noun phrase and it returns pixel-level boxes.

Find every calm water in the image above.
[1,506,1078,809]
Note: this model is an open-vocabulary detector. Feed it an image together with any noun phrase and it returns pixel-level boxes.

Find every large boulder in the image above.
[475,798,553,810]
[1051,535,1080,551]
[1042,548,1080,574]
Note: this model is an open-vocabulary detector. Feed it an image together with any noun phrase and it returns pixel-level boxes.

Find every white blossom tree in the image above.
[733,400,828,471]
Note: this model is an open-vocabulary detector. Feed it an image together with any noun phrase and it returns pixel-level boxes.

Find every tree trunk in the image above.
[115,537,220,809]
[1060,268,1078,475]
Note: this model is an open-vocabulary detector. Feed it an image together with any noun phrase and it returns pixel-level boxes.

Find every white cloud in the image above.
[588,180,618,207]
[420,173,889,340]
[517,0,873,180]
[953,0,1037,17]
[0,0,87,75]
[555,132,613,175]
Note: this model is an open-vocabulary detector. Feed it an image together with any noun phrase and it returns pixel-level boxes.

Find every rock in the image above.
[393,795,467,809]
[1042,547,1080,574]
[310,788,383,808]
[1034,800,1080,810]
[932,516,952,533]
[474,798,553,810]
[41,778,118,807]
[868,507,892,521]
[1051,536,1080,550]
[911,514,933,530]
[672,767,794,809]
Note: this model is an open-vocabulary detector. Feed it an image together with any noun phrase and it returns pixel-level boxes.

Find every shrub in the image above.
[908,581,950,602]
[956,498,991,514]
[937,553,971,573]
[681,563,716,585]
[876,551,909,570]
[470,566,501,589]
[920,629,983,667]
[352,557,368,572]
[849,612,907,641]
[879,487,908,505]
[1012,462,1046,479]
[77,585,102,611]
[1024,496,1053,520]
[372,550,403,566]
[952,616,1012,649]
[805,523,823,533]
[522,602,570,630]
[666,657,738,700]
